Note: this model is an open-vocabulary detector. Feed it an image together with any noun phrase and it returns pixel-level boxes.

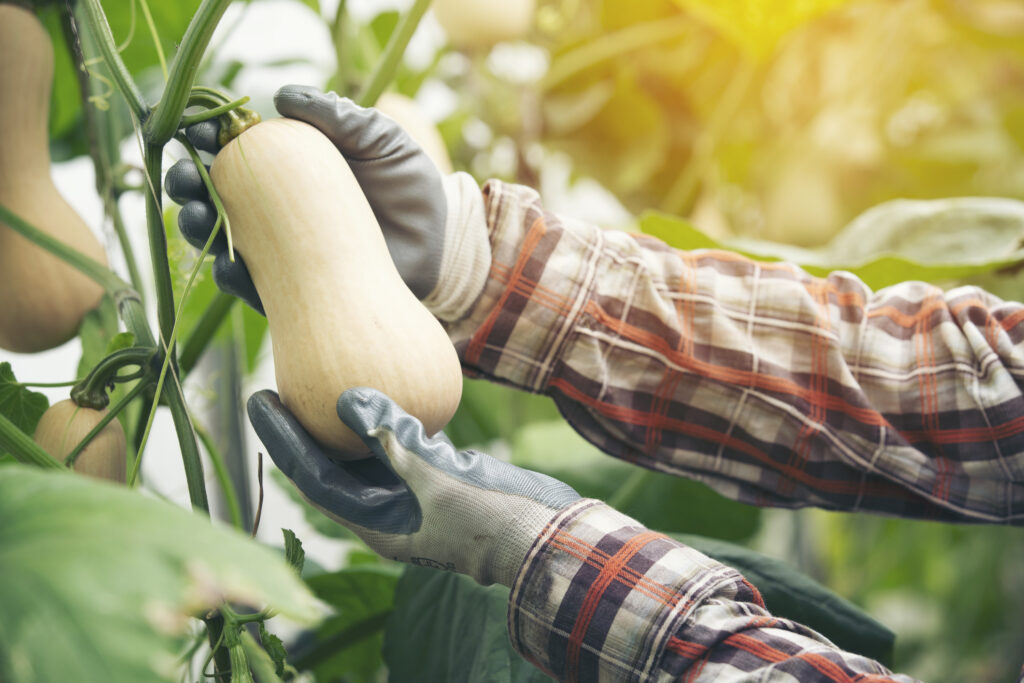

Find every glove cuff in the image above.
[421,172,491,322]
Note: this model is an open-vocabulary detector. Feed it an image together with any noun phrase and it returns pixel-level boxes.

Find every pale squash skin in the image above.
[374,93,454,175]
[211,118,464,459]
[432,0,536,48]
[0,4,107,353]
[34,399,127,483]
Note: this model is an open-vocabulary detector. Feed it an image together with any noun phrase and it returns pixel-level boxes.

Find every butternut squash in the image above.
[374,93,453,174]
[34,399,127,483]
[0,4,108,353]
[210,118,463,459]
[432,0,536,48]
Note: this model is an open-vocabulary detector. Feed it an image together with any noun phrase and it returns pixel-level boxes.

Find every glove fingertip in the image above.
[186,120,221,154]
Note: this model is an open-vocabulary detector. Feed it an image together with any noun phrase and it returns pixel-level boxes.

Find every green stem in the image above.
[204,613,233,681]
[239,631,285,683]
[78,0,149,120]
[107,197,147,300]
[0,412,64,470]
[356,0,433,107]
[137,0,168,80]
[195,421,245,531]
[0,203,125,294]
[330,0,351,90]
[180,96,251,127]
[65,379,151,468]
[142,145,177,346]
[72,347,156,408]
[144,0,234,145]
[179,292,237,375]
[606,468,654,511]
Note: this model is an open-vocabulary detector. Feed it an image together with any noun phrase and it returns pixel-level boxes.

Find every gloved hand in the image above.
[164,84,451,313]
[249,387,581,587]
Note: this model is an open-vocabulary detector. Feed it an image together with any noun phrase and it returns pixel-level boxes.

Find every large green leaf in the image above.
[511,420,761,541]
[0,363,49,458]
[0,466,319,683]
[641,196,1024,290]
[674,533,895,665]
[383,566,552,682]
[292,565,401,682]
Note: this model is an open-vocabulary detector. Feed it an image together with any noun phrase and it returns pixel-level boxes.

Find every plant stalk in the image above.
[144,0,234,145]
[356,0,433,107]
[77,0,149,120]
[180,292,237,374]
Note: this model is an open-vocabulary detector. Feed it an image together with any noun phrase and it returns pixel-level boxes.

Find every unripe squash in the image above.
[210,118,463,459]
[34,399,127,483]
[375,93,453,175]
[0,4,107,353]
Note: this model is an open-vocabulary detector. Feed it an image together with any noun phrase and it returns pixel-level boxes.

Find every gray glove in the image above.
[165,84,449,312]
[250,387,581,587]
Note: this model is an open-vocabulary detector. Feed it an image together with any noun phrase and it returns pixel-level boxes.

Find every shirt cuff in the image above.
[507,499,747,682]
[421,172,491,322]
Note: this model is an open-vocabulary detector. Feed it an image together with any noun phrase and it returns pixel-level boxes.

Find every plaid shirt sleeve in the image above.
[509,499,919,682]
[444,180,1024,524]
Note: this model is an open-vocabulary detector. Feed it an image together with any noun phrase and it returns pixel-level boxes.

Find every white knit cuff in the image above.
[421,172,491,322]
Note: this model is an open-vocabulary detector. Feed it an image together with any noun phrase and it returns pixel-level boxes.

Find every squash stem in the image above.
[356,0,433,107]
[64,379,151,468]
[71,346,158,410]
[180,96,251,127]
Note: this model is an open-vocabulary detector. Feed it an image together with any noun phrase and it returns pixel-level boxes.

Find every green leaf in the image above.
[673,533,896,665]
[282,528,305,575]
[511,420,760,541]
[257,623,287,678]
[0,465,319,683]
[294,565,402,682]
[0,363,49,457]
[640,196,1024,290]
[383,566,552,682]
[106,332,136,354]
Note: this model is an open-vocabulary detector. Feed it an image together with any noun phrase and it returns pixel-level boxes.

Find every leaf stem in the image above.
[71,346,156,409]
[0,202,125,294]
[195,421,245,531]
[0,412,64,470]
[179,292,237,375]
[356,0,433,107]
[78,0,149,121]
[180,96,252,127]
[65,379,151,468]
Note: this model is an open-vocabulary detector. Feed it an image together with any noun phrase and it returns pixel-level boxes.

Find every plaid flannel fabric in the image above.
[440,179,1024,680]
[509,500,917,682]
[445,180,1024,524]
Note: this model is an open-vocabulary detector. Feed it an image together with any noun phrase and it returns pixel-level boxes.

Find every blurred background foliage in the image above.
[34,0,1024,679]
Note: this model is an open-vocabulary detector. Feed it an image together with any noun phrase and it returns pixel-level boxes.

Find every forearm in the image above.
[443,179,1024,524]
[510,500,918,682]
